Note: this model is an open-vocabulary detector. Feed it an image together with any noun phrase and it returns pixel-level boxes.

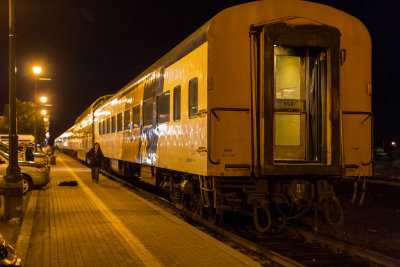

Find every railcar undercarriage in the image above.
[156,170,344,232]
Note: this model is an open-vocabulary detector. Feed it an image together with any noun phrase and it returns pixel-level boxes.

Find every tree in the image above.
[0,99,46,145]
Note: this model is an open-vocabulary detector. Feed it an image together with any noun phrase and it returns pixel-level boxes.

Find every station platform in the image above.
[23,152,260,266]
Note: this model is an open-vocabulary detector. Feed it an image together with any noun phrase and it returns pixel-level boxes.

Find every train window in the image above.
[132,105,140,128]
[106,118,111,134]
[102,120,106,134]
[98,121,102,135]
[124,109,130,130]
[188,78,198,118]
[275,56,301,99]
[173,85,181,121]
[143,99,153,126]
[111,116,116,133]
[117,113,123,132]
[157,91,170,124]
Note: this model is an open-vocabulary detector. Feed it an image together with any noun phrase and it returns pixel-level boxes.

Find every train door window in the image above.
[102,120,106,134]
[98,122,102,135]
[188,78,198,118]
[117,113,123,132]
[143,99,153,127]
[124,109,130,130]
[173,85,181,121]
[106,118,111,134]
[132,105,140,128]
[111,116,116,133]
[157,91,170,124]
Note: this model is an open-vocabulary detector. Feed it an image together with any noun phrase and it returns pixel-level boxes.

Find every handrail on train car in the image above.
[208,108,250,165]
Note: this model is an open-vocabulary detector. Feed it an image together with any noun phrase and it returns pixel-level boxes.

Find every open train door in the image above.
[251,20,342,176]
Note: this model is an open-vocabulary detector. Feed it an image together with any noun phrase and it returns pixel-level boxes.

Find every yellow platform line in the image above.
[59,157,162,267]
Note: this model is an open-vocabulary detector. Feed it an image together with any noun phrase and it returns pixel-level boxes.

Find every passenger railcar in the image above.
[56,0,372,231]
[55,95,111,160]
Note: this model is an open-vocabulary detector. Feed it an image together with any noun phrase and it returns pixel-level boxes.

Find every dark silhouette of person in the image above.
[21,143,34,162]
[87,142,104,183]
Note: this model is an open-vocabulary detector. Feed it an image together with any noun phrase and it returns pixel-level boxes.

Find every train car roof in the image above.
[75,95,113,124]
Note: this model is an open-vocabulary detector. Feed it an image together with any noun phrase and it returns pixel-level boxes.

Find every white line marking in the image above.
[59,157,162,267]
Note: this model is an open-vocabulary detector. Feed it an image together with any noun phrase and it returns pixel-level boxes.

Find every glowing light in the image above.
[59,132,73,138]
[43,117,49,122]
[40,96,47,103]
[33,66,42,74]
[41,109,47,115]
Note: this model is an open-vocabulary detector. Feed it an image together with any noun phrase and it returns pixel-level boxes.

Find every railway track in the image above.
[86,162,399,266]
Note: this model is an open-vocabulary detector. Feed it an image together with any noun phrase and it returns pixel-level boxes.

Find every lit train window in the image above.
[132,105,140,128]
[157,91,170,124]
[117,113,123,132]
[106,118,111,134]
[143,99,153,127]
[173,85,181,121]
[188,78,198,118]
[111,116,116,133]
[124,109,130,130]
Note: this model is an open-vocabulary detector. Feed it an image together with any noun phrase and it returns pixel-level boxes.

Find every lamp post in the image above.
[40,96,52,147]
[4,0,22,219]
[33,66,41,152]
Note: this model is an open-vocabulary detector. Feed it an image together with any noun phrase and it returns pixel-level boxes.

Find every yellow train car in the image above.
[58,0,372,231]
[55,95,111,160]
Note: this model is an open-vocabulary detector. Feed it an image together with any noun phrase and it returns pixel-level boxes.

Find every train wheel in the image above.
[183,194,200,214]
[321,196,344,226]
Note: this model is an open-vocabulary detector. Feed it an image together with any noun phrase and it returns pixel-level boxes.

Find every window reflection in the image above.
[275,56,301,99]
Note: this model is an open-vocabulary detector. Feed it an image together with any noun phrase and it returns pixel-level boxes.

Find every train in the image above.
[56,0,372,231]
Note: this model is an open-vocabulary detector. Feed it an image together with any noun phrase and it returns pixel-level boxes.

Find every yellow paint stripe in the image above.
[59,157,162,267]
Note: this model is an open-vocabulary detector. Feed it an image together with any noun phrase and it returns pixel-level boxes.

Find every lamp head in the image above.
[33,66,42,74]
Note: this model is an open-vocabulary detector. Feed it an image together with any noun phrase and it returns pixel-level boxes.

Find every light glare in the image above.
[33,66,42,74]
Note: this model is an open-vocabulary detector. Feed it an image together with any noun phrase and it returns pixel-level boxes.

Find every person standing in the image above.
[21,143,34,162]
[87,142,104,183]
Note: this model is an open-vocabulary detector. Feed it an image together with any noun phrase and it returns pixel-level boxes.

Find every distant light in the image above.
[40,96,47,103]
[33,66,42,74]
[43,117,49,122]
[391,141,397,147]
[41,109,47,115]
[46,132,50,138]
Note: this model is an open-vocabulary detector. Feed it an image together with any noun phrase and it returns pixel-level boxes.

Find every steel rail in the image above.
[288,226,400,267]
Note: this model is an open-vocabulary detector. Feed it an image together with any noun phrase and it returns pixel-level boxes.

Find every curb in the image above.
[15,190,38,266]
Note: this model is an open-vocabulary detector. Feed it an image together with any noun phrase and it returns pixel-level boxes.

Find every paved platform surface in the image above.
[24,152,260,267]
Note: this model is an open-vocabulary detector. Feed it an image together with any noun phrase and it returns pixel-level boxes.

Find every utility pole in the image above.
[4,0,22,219]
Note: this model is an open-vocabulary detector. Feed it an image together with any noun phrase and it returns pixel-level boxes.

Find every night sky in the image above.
[0,0,399,144]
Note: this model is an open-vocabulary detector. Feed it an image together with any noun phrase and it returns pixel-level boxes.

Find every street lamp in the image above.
[40,96,47,103]
[33,66,42,75]
[41,109,47,116]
